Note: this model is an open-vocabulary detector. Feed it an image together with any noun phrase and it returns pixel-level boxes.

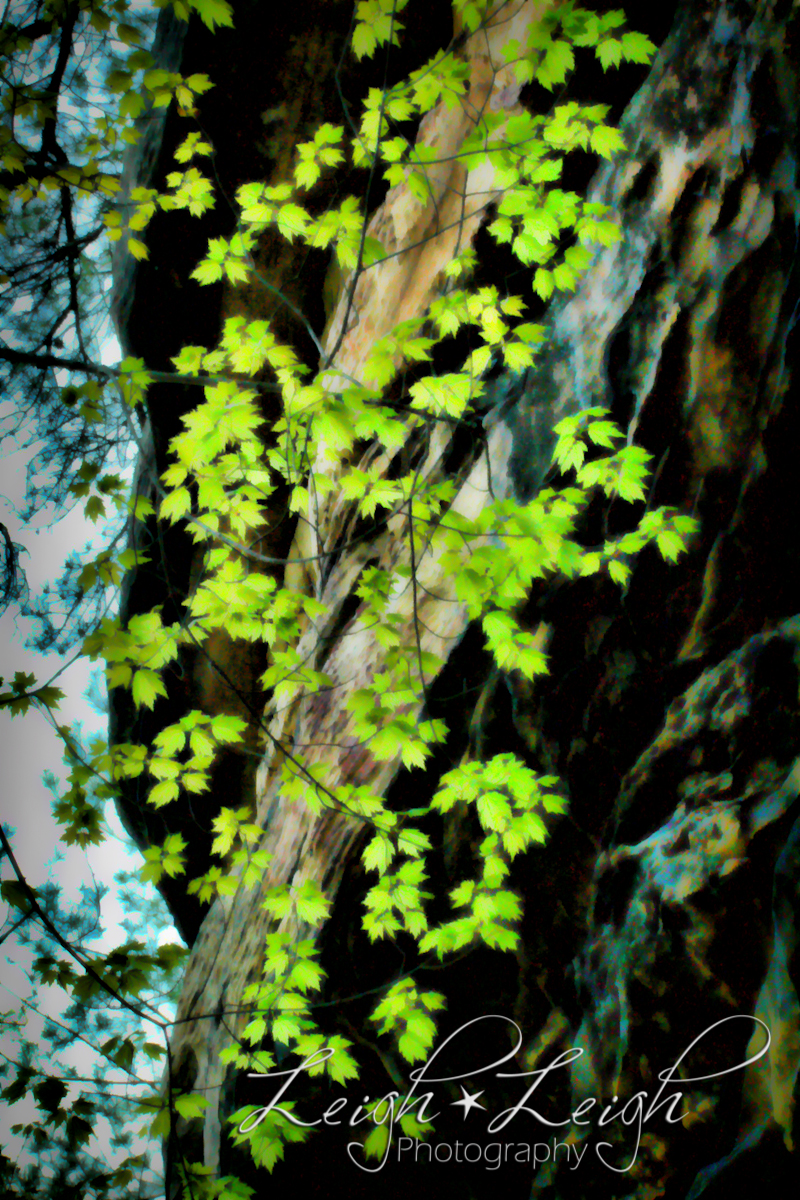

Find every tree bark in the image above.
[112,1,800,1195]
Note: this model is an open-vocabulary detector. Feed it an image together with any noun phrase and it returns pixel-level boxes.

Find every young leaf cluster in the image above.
[1,1,691,1194]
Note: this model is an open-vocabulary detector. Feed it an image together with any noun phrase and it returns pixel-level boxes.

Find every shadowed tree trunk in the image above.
[112,1,800,1195]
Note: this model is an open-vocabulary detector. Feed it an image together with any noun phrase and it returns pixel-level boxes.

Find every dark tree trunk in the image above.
[112,1,800,1195]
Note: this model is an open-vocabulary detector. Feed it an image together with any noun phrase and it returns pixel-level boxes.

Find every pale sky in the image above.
[0,408,141,905]
[0,406,174,1188]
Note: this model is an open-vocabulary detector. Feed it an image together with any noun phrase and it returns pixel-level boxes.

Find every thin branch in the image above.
[0,824,168,1031]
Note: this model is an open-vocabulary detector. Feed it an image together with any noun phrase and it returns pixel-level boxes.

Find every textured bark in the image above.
[111,1,800,1196]
[165,3,553,1180]
[110,0,370,941]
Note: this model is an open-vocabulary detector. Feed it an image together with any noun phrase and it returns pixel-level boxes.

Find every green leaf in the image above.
[608,559,630,587]
[656,530,685,562]
[590,125,626,159]
[127,237,148,261]
[295,881,330,926]
[272,1016,301,1044]
[363,835,394,875]
[175,1093,210,1120]
[149,781,180,808]
[131,669,166,709]
[362,236,388,265]
[537,39,574,89]
[277,203,310,240]
[190,0,234,30]
[597,39,623,70]
[364,1124,390,1159]
[620,31,657,64]
[262,887,292,919]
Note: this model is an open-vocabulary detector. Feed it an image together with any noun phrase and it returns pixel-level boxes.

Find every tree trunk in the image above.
[112,1,800,1195]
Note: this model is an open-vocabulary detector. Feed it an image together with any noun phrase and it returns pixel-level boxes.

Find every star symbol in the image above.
[451,1085,486,1120]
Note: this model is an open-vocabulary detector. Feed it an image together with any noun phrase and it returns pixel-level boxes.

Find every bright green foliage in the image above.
[352,0,409,59]
[228,1103,311,1173]
[141,6,681,1175]
[0,1,688,1194]
[371,981,445,1063]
